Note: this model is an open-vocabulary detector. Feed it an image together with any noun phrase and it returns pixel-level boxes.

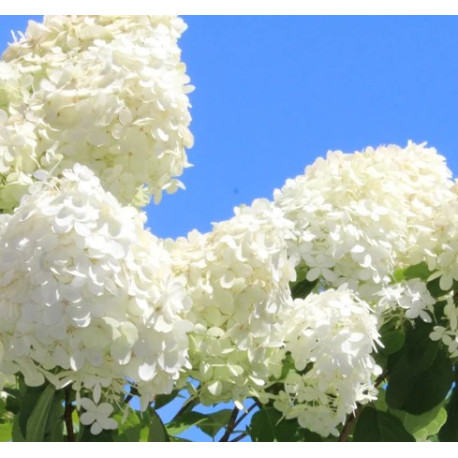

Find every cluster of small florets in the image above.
[0,164,193,432]
[2,14,458,441]
[274,142,455,301]
[420,182,458,292]
[0,61,32,111]
[0,15,193,211]
[168,198,297,406]
[430,294,458,357]
[271,287,381,437]
[376,279,436,322]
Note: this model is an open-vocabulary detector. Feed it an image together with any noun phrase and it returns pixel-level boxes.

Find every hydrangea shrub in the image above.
[0,15,457,443]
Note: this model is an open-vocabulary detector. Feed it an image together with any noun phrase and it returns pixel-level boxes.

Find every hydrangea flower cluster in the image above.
[274,142,455,300]
[272,287,382,437]
[168,199,297,406]
[376,279,436,323]
[425,181,458,345]
[0,15,193,211]
[1,14,458,441]
[0,165,192,427]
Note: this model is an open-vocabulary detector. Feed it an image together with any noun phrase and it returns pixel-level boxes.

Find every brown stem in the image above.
[219,407,240,442]
[375,370,388,387]
[338,410,358,442]
[338,369,388,442]
[64,386,75,442]
[232,402,257,430]
[231,432,248,442]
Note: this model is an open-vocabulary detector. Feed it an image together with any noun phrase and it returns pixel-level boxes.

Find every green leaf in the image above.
[290,263,317,299]
[169,436,192,442]
[391,404,447,441]
[404,262,431,281]
[166,411,206,436]
[12,415,25,442]
[249,407,323,442]
[71,408,79,437]
[278,353,296,381]
[139,426,149,442]
[147,409,169,442]
[4,388,20,415]
[169,396,199,422]
[12,382,45,441]
[195,409,233,438]
[154,390,181,410]
[293,263,309,283]
[373,389,388,413]
[44,392,64,442]
[394,263,452,298]
[0,421,12,442]
[79,426,115,442]
[353,407,415,441]
[439,384,458,441]
[394,262,432,282]
[114,410,142,442]
[290,278,317,300]
[11,382,56,442]
[393,268,405,282]
[427,277,447,298]
[25,383,56,441]
[378,321,405,357]
[386,321,454,414]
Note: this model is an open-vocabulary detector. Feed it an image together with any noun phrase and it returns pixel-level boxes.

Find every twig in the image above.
[219,407,240,442]
[64,386,75,442]
[338,368,388,442]
[232,402,257,430]
[373,368,389,389]
[338,411,358,442]
[374,369,388,388]
[231,432,248,442]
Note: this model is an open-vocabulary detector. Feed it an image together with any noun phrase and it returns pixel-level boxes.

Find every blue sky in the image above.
[1,15,458,441]
[162,15,458,238]
[1,16,458,241]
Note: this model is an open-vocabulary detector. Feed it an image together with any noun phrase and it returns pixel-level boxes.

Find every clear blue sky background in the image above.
[1,15,458,441]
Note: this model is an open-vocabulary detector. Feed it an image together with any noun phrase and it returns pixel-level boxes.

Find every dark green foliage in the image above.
[154,390,181,410]
[378,320,406,357]
[249,407,323,442]
[386,321,454,415]
[353,407,415,442]
[439,380,458,441]
[290,263,318,299]
[12,382,60,442]
[147,409,169,441]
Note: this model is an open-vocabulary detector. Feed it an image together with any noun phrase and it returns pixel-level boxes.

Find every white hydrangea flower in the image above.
[423,182,458,292]
[376,279,436,322]
[0,15,193,210]
[0,61,33,111]
[272,286,381,437]
[168,198,297,405]
[274,142,455,301]
[79,398,117,435]
[430,294,458,357]
[0,164,192,432]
